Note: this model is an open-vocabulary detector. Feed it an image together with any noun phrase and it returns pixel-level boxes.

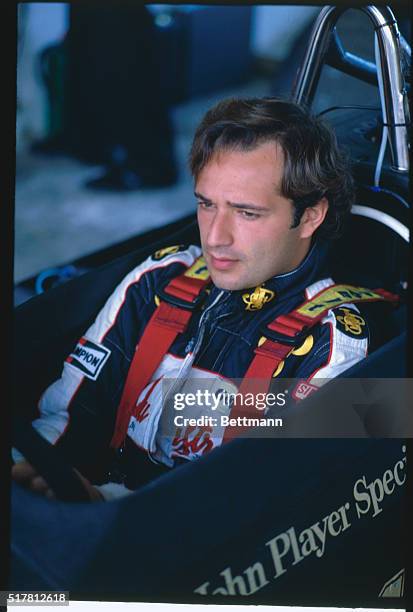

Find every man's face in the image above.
[195,142,314,290]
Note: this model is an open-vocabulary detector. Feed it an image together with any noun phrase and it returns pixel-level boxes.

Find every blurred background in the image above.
[15,3,411,304]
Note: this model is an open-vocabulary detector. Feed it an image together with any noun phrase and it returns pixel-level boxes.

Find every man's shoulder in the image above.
[84,244,204,346]
[299,277,377,344]
[291,279,372,380]
[302,278,391,322]
[148,244,202,265]
[115,244,203,292]
[302,278,397,357]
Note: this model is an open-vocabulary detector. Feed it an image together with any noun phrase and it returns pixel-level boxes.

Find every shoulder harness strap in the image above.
[110,256,210,449]
[223,284,399,442]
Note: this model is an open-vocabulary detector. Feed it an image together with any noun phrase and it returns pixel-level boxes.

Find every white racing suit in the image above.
[14,241,383,499]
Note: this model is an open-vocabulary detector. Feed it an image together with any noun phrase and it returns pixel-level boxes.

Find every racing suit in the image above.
[13,241,376,499]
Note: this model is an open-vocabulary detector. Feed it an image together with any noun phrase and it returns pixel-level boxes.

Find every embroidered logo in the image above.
[153,245,184,260]
[133,379,159,423]
[66,337,111,380]
[172,425,214,457]
[242,286,275,311]
[336,307,366,336]
[292,380,318,401]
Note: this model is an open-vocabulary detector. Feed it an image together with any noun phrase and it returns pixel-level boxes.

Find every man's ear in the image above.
[298,197,329,239]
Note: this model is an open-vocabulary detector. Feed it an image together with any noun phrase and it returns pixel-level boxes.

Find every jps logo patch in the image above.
[66,337,111,380]
[335,307,367,337]
[242,286,275,311]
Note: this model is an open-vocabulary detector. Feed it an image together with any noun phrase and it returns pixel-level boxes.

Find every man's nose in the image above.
[206,210,233,248]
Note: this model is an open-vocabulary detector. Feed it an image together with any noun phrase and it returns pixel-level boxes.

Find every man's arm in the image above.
[12,246,201,500]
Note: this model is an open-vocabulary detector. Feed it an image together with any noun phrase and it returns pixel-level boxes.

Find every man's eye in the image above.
[198,201,213,210]
[239,210,260,220]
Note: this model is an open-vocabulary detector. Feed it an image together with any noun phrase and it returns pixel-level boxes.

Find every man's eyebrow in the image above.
[194,191,270,212]
[194,191,212,203]
[229,202,270,212]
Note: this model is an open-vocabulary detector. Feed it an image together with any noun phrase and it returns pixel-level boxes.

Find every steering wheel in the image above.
[12,416,92,502]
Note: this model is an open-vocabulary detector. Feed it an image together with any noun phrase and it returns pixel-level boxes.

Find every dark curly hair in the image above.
[189,97,354,239]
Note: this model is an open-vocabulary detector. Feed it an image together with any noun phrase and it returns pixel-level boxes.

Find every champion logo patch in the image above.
[66,337,111,380]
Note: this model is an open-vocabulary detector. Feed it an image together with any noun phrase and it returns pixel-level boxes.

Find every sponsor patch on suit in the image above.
[66,337,111,380]
[335,307,368,338]
[152,245,186,260]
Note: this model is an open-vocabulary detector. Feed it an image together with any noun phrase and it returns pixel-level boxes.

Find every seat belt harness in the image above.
[223,284,399,441]
[110,268,398,448]
[110,257,211,449]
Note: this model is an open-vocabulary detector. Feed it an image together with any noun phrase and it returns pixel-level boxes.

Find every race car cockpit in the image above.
[10,4,410,607]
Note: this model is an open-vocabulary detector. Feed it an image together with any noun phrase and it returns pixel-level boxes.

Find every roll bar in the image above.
[292,5,410,173]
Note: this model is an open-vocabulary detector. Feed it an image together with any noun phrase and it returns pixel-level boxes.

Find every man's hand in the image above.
[11,461,104,502]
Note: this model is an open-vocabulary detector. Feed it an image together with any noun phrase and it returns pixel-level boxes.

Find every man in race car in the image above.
[12,97,393,501]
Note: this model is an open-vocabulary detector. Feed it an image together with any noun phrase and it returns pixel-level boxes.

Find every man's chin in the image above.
[206,259,261,291]
[209,271,249,292]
